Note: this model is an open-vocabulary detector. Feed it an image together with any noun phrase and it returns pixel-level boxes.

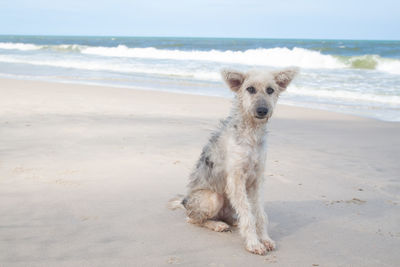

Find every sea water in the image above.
[0,36,399,121]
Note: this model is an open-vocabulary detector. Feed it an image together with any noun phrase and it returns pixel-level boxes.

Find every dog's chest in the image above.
[226,134,267,180]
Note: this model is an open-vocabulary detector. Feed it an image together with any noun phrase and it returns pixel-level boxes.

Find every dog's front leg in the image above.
[248,181,276,251]
[226,172,267,255]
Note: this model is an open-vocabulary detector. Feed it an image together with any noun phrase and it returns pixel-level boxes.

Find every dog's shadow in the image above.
[264,198,387,241]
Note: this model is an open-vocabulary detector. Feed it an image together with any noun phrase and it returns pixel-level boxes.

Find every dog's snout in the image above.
[256,107,269,117]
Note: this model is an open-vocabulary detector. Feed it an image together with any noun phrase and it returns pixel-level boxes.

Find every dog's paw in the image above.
[245,241,267,255]
[261,238,276,251]
[203,220,231,232]
[186,217,197,224]
[213,221,231,232]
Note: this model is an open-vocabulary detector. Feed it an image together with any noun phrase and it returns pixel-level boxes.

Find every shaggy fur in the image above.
[169,67,298,255]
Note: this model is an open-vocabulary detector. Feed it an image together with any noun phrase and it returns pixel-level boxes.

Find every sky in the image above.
[1,0,399,40]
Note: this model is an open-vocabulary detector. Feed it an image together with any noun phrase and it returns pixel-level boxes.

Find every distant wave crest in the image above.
[0,42,41,51]
[81,45,345,69]
[0,42,399,74]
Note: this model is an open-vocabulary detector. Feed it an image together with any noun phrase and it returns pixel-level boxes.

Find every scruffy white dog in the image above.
[169,68,298,255]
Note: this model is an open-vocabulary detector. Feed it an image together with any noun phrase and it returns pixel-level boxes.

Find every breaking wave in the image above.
[1,42,400,74]
[0,42,41,51]
[0,55,222,81]
[81,46,346,69]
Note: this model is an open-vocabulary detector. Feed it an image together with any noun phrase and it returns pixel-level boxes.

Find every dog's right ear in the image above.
[221,69,246,92]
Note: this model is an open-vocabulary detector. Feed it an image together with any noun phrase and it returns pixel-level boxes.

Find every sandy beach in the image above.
[1,78,399,266]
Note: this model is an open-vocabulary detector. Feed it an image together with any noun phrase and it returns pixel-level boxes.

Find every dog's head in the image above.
[221,68,298,122]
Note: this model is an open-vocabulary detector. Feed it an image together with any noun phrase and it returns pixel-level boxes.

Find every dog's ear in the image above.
[221,69,246,92]
[273,67,299,90]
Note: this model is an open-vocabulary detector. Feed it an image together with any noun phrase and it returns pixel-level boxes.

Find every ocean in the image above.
[0,35,399,121]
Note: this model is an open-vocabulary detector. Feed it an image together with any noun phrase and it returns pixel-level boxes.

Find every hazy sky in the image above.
[1,0,399,39]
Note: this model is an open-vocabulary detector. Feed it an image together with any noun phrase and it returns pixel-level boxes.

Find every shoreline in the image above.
[0,76,396,123]
[1,35,400,122]
[1,78,399,266]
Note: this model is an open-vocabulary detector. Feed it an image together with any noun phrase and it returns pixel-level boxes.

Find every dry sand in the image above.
[1,78,399,266]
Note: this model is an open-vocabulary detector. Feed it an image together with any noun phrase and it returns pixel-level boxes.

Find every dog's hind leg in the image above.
[184,189,230,232]
[217,199,239,226]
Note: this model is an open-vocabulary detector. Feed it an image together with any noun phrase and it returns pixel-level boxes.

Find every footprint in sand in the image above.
[326,198,366,206]
[167,256,181,264]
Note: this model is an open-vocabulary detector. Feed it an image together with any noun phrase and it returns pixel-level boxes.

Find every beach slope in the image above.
[0,79,399,266]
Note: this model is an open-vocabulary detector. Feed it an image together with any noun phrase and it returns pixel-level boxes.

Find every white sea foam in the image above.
[81,45,346,69]
[2,42,400,75]
[0,55,221,81]
[376,58,400,75]
[2,54,398,107]
[0,42,346,69]
[0,42,41,51]
[288,85,400,105]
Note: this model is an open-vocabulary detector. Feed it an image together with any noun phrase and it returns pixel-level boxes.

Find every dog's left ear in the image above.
[221,69,246,92]
[273,67,299,90]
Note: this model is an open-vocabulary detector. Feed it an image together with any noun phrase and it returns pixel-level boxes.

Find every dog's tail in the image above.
[167,194,186,210]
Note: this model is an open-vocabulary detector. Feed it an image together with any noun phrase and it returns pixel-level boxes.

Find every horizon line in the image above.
[0,34,399,42]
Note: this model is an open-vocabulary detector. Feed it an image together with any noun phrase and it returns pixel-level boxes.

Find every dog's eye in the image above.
[246,86,256,94]
[266,87,274,95]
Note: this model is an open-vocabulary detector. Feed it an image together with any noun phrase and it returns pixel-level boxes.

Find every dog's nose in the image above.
[256,107,269,117]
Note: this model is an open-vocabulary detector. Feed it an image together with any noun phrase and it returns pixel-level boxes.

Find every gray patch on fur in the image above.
[181,197,188,208]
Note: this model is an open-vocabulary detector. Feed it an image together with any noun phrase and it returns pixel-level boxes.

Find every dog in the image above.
[169,67,298,255]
